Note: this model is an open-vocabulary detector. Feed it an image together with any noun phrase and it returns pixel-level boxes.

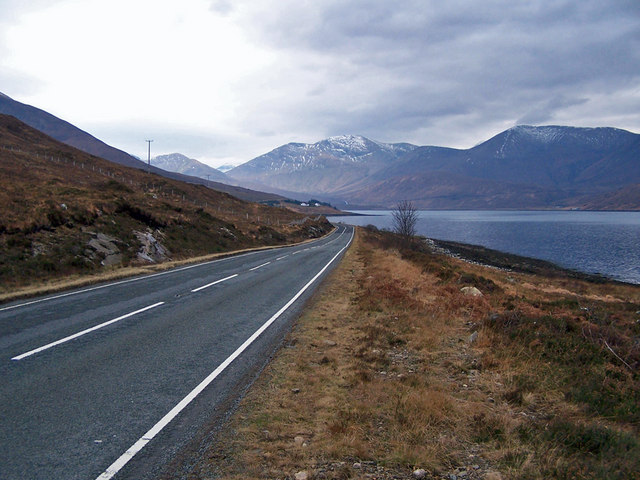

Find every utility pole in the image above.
[206,174,210,186]
[146,139,153,174]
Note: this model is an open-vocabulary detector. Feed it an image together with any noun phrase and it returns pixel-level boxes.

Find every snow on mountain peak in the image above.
[510,125,568,143]
[324,134,370,152]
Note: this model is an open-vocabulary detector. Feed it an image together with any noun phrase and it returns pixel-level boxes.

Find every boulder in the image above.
[461,286,483,297]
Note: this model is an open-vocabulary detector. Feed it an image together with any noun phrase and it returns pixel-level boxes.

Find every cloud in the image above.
[517,96,589,125]
[220,0,640,148]
[1,0,639,165]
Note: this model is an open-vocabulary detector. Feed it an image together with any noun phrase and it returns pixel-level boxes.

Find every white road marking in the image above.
[0,252,261,313]
[11,302,165,361]
[275,255,288,261]
[249,262,271,271]
[190,274,238,293]
[1,228,342,314]
[95,227,354,480]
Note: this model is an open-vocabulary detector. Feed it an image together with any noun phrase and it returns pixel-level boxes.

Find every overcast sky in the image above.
[1,0,639,167]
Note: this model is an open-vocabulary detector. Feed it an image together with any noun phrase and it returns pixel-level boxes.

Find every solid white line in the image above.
[190,274,238,293]
[95,227,354,480]
[249,262,271,271]
[11,302,165,361]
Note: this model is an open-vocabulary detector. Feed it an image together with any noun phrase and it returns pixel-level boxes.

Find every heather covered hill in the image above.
[0,114,330,291]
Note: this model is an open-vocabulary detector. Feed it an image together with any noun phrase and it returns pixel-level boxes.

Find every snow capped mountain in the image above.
[491,125,637,157]
[227,126,640,209]
[152,153,230,183]
[227,135,417,195]
[230,135,416,175]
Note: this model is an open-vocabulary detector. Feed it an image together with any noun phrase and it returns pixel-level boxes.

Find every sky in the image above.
[1,0,639,168]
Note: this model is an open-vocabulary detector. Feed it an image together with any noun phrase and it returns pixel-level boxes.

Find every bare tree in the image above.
[391,200,418,244]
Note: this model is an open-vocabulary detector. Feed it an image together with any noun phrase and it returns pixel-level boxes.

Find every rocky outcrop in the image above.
[134,229,171,263]
[86,232,126,266]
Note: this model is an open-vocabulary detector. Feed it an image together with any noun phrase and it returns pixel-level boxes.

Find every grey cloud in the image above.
[227,0,639,148]
[517,96,589,125]
[209,0,233,16]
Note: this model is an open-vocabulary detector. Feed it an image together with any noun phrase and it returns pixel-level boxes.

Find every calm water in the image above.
[330,210,640,284]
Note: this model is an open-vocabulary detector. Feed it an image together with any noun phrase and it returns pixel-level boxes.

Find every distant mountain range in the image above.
[151,153,230,184]
[0,92,283,204]
[2,91,637,210]
[227,128,640,209]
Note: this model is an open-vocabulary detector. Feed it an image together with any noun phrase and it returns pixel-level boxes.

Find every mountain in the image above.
[152,153,230,183]
[228,134,417,194]
[216,164,237,173]
[230,127,640,210]
[0,92,283,204]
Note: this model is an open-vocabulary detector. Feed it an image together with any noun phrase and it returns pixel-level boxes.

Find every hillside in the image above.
[0,92,285,204]
[229,127,640,210]
[579,183,640,211]
[0,114,330,292]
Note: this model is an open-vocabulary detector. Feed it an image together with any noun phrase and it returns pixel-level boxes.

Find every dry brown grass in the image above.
[184,227,639,480]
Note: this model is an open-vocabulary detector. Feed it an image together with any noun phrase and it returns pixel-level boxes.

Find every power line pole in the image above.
[146,139,153,174]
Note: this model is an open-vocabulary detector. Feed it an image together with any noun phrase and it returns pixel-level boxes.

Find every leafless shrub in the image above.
[391,200,418,244]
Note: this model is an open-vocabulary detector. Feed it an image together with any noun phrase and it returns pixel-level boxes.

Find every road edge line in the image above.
[95,227,354,480]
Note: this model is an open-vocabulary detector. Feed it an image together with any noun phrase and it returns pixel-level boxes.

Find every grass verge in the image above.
[182,227,640,480]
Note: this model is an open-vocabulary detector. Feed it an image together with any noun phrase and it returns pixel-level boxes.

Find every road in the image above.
[0,224,353,480]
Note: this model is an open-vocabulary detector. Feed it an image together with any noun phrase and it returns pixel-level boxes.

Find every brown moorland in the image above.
[177,227,640,480]
[0,114,331,297]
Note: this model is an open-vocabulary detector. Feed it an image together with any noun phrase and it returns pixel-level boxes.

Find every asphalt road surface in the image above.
[0,224,353,480]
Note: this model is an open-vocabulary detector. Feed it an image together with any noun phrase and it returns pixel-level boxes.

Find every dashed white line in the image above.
[191,274,238,293]
[276,255,288,261]
[11,302,165,361]
[95,227,354,480]
[0,252,262,313]
[250,262,271,271]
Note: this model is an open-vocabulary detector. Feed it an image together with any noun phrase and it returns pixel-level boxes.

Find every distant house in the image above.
[300,202,309,207]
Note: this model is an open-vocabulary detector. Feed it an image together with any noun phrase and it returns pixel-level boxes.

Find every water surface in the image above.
[330,210,640,284]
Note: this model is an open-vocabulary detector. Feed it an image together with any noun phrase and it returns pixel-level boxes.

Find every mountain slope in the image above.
[0,92,144,169]
[0,92,283,203]
[152,153,230,183]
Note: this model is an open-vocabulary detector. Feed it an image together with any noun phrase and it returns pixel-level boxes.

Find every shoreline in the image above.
[328,211,640,285]
[427,237,637,286]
